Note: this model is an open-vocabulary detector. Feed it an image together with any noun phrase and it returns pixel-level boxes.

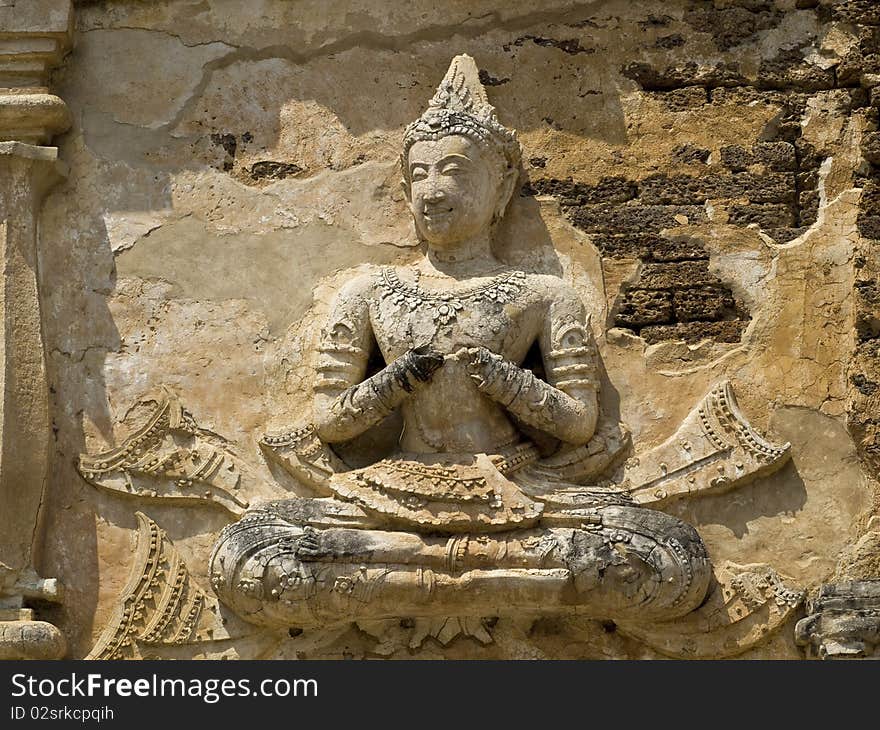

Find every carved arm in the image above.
[464,346,597,445]
[314,345,443,443]
[464,282,601,446]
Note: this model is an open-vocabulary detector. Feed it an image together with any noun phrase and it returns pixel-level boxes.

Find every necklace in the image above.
[378,267,526,326]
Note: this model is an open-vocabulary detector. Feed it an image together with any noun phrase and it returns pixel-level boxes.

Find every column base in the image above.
[0,609,66,659]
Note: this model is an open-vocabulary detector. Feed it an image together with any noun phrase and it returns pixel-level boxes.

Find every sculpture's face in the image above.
[407,135,505,248]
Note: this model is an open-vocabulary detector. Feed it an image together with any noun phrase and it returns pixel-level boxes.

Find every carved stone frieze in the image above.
[39,0,880,660]
[87,512,252,660]
[619,561,803,659]
[795,581,880,659]
[624,381,791,507]
[196,54,803,646]
[78,395,251,516]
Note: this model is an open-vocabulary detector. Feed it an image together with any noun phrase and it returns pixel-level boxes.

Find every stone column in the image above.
[0,0,72,659]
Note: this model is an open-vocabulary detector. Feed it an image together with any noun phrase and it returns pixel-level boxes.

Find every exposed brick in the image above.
[616,289,674,327]
[711,86,776,106]
[756,47,835,91]
[638,261,721,290]
[795,139,823,170]
[851,373,878,396]
[799,190,820,226]
[858,214,880,240]
[767,227,809,243]
[640,320,749,344]
[622,61,746,90]
[655,34,685,49]
[720,142,796,172]
[478,69,509,86]
[824,1,880,26]
[524,176,637,205]
[684,5,782,52]
[713,88,808,117]
[727,203,796,228]
[856,312,880,342]
[673,287,737,321]
[754,142,798,171]
[773,121,803,143]
[855,280,880,340]
[638,174,725,205]
[648,87,708,111]
[862,132,880,166]
[671,144,710,164]
[589,234,710,261]
[720,145,751,172]
[588,233,653,259]
[837,49,867,87]
[648,237,710,262]
[637,172,793,205]
[860,26,880,55]
[249,161,303,180]
[860,180,880,209]
[568,204,707,233]
[745,172,797,204]
[513,35,595,55]
[728,0,780,10]
[798,170,820,191]
[848,87,870,109]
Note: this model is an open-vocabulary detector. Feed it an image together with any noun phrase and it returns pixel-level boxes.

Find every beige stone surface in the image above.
[13,0,878,658]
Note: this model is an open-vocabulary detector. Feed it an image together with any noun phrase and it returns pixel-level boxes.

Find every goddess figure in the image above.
[209,55,716,629]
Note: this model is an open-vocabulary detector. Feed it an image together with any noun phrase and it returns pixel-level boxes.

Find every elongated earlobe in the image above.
[494,165,518,221]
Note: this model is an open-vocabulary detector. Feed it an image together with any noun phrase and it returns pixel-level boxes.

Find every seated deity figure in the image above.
[209,55,715,629]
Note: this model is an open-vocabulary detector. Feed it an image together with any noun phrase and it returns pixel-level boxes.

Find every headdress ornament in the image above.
[402,54,521,171]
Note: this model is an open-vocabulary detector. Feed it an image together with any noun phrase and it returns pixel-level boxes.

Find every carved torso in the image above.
[317,263,596,455]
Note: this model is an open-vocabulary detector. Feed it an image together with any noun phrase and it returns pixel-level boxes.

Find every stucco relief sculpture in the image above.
[186,55,796,639]
[74,53,808,657]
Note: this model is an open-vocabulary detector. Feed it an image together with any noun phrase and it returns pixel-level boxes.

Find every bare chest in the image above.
[369,268,542,361]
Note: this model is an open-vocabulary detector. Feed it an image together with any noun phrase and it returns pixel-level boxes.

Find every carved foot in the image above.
[566,505,711,621]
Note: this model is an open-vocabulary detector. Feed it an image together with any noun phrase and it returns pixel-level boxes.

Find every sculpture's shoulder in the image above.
[522,272,588,313]
[330,267,384,306]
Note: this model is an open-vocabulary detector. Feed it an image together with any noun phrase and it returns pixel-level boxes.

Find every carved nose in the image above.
[424,188,446,203]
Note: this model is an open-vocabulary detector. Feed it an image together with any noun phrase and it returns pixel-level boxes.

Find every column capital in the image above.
[0,1,73,144]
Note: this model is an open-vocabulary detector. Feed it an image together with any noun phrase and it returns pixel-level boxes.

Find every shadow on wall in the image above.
[667,460,808,540]
[37,206,120,658]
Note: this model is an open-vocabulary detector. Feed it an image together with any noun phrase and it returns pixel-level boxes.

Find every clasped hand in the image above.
[393,344,515,397]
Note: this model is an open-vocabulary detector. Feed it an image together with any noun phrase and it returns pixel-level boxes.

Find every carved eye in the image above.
[411,168,428,182]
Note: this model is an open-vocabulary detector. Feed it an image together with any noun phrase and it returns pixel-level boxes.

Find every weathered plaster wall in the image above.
[35,0,880,658]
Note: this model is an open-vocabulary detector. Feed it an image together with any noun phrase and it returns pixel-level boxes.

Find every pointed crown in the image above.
[402,54,520,172]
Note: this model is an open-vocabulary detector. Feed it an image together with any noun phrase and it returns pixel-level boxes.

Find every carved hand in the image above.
[463,346,521,401]
[463,346,597,445]
[314,344,444,443]
[393,344,445,392]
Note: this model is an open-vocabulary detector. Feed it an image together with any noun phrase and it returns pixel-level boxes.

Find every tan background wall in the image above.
[35,0,880,658]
